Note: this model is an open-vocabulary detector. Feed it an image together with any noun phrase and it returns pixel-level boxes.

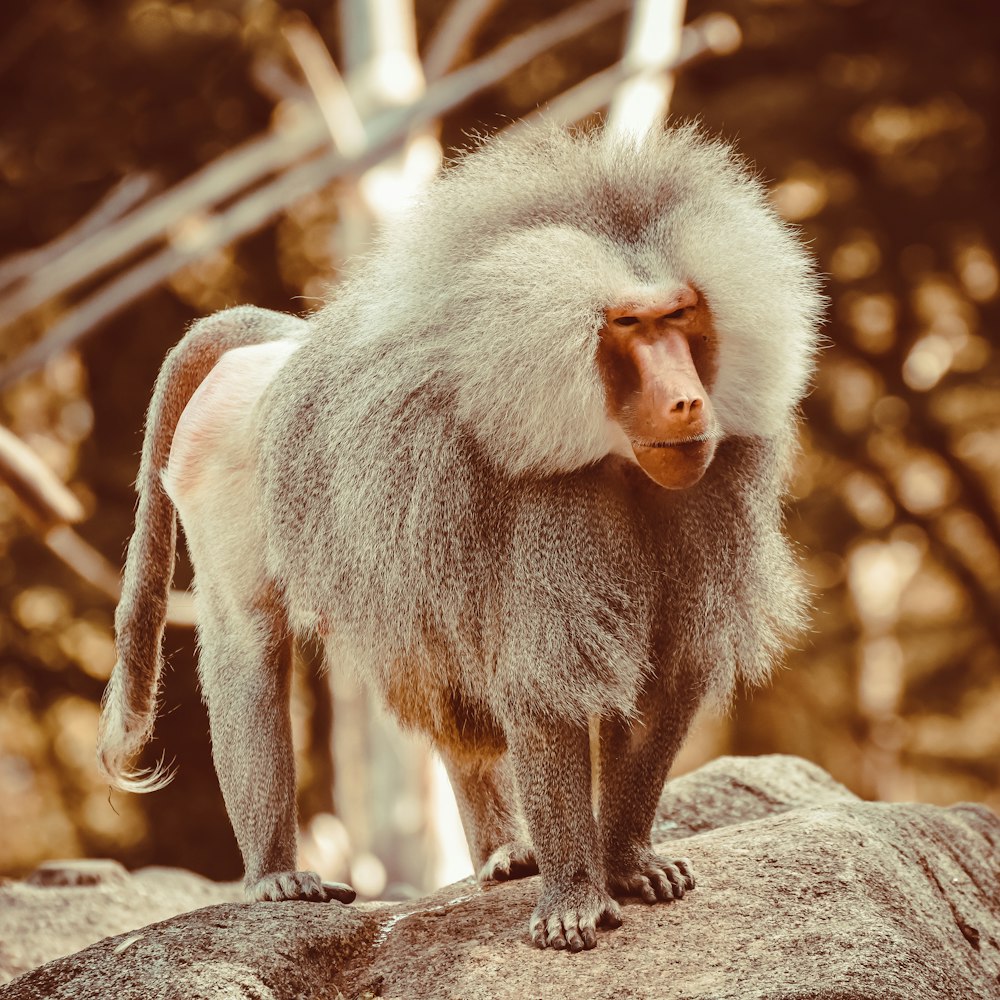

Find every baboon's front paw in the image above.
[248,870,356,904]
[529,884,623,952]
[478,841,538,883]
[607,850,695,904]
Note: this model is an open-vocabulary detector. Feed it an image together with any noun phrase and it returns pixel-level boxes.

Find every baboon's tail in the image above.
[97,306,308,791]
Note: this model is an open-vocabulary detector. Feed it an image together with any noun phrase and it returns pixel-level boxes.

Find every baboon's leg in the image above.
[504,719,622,951]
[441,750,537,881]
[597,683,699,904]
[163,337,352,904]
[197,584,323,901]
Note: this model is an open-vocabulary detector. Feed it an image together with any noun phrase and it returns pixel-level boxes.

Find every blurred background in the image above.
[0,0,997,900]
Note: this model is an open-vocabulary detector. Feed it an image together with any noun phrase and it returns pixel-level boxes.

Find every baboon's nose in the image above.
[668,395,704,421]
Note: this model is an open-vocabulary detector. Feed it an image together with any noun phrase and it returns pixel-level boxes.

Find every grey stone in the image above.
[25,859,130,888]
[2,755,998,1000]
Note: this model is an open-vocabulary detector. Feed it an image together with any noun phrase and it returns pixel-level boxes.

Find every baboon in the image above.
[98,123,823,951]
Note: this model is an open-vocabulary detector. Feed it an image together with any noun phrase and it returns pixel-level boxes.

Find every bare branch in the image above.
[1,253,189,389]
[0,115,329,330]
[0,424,85,525]
[423,0,500,81]
[425,0,626,121]
[0,174,158,294]
[250,53,311,105]
[0,152,345,389]
[338,0,424,115]
[43,525,196,627]
[0,0,626,342]
[515,13,741,130]
[0,426,195,624]
[835,340,1000,557]
[283,16,367,155]
[606,0,687,140]
[0,0,634,387]
[333,0,441,259]
[812,421,1000,651]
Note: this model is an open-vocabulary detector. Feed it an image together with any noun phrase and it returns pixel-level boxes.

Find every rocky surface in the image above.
[0,862,244,985]
[2,755,998,1000]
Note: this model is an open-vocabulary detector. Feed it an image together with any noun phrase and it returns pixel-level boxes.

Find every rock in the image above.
[24,859,130,888]
[2,755,998,1000]
[0,866,243,985]
[652,753,859,839]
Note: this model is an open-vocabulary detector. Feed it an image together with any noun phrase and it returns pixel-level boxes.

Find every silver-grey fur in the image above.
[99,123,823,949]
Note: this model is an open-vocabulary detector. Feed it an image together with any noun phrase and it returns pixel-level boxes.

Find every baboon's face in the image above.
[596,286,719,489]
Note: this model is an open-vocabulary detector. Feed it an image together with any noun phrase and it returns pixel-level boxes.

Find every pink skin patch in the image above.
[165,340,300,502]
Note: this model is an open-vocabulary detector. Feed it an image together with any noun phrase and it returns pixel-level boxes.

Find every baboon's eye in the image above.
[662,307,691,320]
[613,316,640,327]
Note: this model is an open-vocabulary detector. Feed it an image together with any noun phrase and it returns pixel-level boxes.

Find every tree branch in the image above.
[606,0,687,140]
[0,425,195,625]
[283,15,366,155]
[0,116,330,329]
[0,174,158,294]
[811,422,1000,651]
[0,0,633,388]
[0,424,85,525]
[515,13,740,130]
[835,341,1000,558]
[423,0,500,81]
[43,525,196,627]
